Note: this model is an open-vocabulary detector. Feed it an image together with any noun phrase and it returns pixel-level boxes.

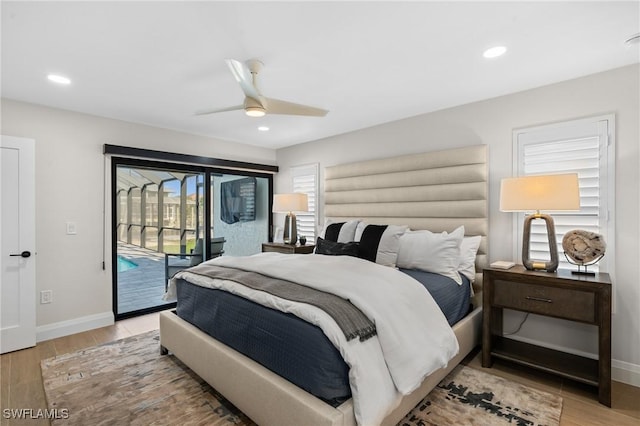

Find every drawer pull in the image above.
[525,296,552,303]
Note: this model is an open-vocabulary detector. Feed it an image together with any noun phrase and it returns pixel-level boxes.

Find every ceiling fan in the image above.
[196,59,329,118]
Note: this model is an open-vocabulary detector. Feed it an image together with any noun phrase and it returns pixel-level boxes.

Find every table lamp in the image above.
[272,193,308,245]
[500,173,580,272]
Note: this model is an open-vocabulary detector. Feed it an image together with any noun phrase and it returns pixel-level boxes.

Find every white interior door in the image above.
[1,135,36,353]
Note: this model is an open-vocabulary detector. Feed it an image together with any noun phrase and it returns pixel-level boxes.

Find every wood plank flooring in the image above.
[1,310,638,425]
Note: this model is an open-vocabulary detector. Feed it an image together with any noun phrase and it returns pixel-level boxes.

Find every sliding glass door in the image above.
[112,157,271,319]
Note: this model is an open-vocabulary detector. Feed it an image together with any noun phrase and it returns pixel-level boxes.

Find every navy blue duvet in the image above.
[175,268,471,404]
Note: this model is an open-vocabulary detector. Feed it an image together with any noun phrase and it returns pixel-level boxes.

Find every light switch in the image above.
[66,221,77,235]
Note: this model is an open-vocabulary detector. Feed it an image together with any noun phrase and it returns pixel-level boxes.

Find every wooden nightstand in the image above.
[261,242,315,254]
[482,265,612,406]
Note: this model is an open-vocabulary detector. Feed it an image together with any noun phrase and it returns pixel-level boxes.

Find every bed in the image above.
[159,144,488,425]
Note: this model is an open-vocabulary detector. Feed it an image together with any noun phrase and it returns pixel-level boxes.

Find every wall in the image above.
[276,64,640,385]
[213,174,269,256]
[1,98,276,338]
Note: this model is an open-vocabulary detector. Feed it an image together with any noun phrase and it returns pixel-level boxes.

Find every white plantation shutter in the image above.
[514,116,614,272]
[291,164,318,241]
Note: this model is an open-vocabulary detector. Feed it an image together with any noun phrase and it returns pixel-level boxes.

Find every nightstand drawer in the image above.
[261,243,315,254]
[493,279,595,323]
[262,244,290,253]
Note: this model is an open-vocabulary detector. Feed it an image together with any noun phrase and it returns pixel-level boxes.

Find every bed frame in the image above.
[160,144,488,425]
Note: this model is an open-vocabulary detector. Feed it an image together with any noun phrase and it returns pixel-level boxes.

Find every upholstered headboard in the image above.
[324,145,488,305]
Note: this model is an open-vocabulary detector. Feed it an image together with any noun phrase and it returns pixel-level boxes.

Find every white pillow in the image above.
[319,219,360,243]
[354,223,408,267]
[459,236,482,282]
[396,226,465,284]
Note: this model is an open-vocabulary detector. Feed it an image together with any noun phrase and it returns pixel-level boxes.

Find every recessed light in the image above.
[47,74,71,85]
[258,126,269,132]
[483,46,507,59]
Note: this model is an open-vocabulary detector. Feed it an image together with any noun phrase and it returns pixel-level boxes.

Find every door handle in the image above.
[9,251,31,258]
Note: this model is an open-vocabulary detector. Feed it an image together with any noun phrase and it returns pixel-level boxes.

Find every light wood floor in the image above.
[1,311,639,426]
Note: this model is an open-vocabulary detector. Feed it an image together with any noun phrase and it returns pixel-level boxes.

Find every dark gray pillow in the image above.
[315,237,360,257]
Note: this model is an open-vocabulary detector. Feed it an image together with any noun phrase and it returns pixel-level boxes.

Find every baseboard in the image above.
[506,335,640,388]
[36,311,114,342]
[612,359,640,388]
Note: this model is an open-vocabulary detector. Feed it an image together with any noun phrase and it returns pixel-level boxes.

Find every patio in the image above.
[117,242,170,314]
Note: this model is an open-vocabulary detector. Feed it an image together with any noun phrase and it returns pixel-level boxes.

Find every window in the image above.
[291,163,318,241]
[513,115,614,272]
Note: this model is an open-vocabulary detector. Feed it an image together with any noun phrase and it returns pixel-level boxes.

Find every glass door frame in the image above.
[111,156,274,320]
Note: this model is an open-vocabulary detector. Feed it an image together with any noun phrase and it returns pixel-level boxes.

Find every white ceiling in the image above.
[2,1,639,149]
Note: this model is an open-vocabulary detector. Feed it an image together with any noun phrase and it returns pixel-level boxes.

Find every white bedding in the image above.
[166,252,458,426]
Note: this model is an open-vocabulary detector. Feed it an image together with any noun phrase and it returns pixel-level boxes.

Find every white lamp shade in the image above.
[500,173,580,212]
[272,193,308,213]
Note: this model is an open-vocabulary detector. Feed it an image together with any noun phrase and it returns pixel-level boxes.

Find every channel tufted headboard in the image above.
[323,145,488,304]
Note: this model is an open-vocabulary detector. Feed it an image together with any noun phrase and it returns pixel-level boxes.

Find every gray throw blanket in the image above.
[184,263,377,342]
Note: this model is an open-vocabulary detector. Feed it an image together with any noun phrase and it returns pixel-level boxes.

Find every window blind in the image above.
[291,164,318,241]
[515,117,613,272]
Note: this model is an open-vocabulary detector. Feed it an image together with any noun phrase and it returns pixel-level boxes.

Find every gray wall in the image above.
[275,64,640,385]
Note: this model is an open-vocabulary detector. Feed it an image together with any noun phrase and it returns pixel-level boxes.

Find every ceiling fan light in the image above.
[245,106,266,117]
[483,46,507,58]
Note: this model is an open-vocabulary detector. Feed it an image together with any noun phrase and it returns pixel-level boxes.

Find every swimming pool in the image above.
[117,255,138,273]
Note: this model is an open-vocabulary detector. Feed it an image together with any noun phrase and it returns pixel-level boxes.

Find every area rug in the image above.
[41,331,562,426]
[401,365,562,426]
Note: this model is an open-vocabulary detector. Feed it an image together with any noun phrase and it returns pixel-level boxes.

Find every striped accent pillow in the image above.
[355,223,408,267]
[320,219,360,243]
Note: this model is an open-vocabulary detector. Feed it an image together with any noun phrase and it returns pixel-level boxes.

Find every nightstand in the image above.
[482,265,612,406]
[261,242,315,254]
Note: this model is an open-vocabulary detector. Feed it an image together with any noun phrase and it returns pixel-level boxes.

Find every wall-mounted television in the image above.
[220,177,256,224]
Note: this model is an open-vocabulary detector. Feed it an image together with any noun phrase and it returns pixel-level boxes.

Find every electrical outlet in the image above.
[40,290,52,304]
[66,221,77,235]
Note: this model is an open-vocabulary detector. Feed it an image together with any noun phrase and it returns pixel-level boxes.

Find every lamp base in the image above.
[283,212,297,245]
[522,212,558,273]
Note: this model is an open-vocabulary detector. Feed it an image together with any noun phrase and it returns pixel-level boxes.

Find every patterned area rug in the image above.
[41,331,562,426]
[41,331,251,425]
[401,365,562,426]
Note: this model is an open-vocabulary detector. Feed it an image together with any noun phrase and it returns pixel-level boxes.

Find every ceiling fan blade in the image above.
[194,105,244,116]
[264,97,329,117]
[225,59,261,101]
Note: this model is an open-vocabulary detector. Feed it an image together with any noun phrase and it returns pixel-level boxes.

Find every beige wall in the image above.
[1,99,276,334]
[276,64,640,384]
